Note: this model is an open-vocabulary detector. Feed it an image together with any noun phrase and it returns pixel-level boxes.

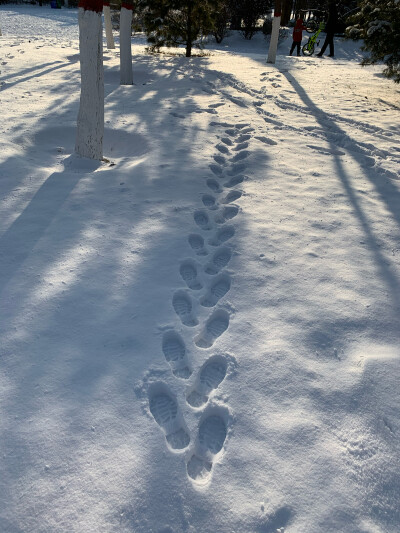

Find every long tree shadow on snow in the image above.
[0,51,257,531]
[281,70,400,319]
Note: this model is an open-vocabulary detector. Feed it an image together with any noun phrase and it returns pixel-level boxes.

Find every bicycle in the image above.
[305,18,319,33]
[302,21,325,56]
[298,9,325,33]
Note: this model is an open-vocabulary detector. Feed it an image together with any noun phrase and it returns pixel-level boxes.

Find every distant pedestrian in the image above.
[289,16,307,56]
[317,2,338,57]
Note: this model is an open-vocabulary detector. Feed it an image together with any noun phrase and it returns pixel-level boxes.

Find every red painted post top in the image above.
[121,0,134,9]
[103,0,110,5]
[78,0,103,12]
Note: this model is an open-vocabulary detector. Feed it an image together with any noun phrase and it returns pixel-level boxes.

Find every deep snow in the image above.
[0,5,400,533]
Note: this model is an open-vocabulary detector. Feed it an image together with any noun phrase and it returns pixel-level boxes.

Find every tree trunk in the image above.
[103,1,115,49]
[230,14,241,31]
[267,1,282,64]
[75,0,104,160]
[186,1,193,57]
[281,0,292,26]
[295,0,307,19]
[120,1,133,84]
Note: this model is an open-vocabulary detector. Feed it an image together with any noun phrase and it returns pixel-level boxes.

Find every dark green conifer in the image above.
[139,0,223,56]
[346,0,400,82]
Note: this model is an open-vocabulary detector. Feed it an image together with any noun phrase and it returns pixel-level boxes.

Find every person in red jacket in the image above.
[290,16,307,56]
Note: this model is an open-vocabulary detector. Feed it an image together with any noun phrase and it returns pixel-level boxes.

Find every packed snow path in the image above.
[1,5,400,533]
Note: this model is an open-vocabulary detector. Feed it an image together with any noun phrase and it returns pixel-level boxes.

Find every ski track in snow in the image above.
[148,115,250,484]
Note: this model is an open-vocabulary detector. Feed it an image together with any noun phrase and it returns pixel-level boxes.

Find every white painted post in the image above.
[75,1,104,160]
[267,3,282,64]
[103,1,115,49]
[120,2,133,85]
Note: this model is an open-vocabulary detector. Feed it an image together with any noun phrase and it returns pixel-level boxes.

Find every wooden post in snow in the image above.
[75,0,104,160]
[120,0,133,85]
[267,1,282,64]
[103,0,115,49]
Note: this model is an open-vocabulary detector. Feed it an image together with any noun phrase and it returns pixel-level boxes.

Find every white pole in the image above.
[267,14,281,63]
[120,5,133,85]
[103,3,115,49]
[75,7,104,159]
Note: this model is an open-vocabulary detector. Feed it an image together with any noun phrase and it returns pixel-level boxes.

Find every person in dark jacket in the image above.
[289,16,307,56]
[317,1,338,57]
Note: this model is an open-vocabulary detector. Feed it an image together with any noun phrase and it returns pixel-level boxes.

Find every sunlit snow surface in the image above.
[0,5,400,533]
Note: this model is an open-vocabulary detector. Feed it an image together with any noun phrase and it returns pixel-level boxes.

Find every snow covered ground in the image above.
[1,5,400,532]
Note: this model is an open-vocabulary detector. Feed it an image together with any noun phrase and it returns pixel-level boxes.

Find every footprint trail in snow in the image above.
[148,385,190,450]
[186,408,228,484]
[147,115,252,484]
[186,355,227,408]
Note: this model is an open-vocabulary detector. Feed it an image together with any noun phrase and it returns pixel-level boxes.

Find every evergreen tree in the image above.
[211,0,231,43]
[209,0,272,43]
[140,0,222,56]
[232,0,272,39]
[346,0,400,83]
